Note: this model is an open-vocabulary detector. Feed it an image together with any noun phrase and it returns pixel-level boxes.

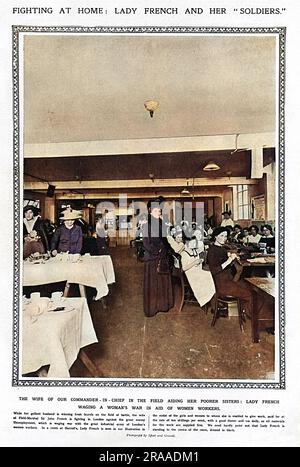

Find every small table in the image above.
[22,297,99,378]
[245,277,275,343]
[23,254,115,300]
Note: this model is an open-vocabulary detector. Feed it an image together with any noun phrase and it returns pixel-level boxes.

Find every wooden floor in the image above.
[70,247,275,380]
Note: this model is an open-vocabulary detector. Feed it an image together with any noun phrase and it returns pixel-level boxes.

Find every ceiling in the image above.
[24,34,276,146]
[24,150,252,181]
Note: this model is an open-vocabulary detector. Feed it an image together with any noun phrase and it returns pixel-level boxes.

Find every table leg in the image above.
[79,284,87,298]
[78,349,103,377]
[251,291,260,343]
[63,282,70,297]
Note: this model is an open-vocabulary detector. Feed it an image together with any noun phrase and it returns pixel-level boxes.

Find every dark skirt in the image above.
[23,239,45,259]
[143,260,174,317]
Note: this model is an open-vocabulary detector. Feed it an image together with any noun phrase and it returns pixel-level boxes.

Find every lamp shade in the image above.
[203,161,220,171]
[181,180,191,195]
[144,100,159,117]
[181,187,191,195]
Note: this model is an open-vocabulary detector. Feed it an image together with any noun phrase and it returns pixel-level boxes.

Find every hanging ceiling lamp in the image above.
[181,180,191,195]
[203,161,221,171]
[144,100,159,118]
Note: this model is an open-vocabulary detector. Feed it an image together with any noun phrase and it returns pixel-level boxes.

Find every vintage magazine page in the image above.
[0,0,299,448]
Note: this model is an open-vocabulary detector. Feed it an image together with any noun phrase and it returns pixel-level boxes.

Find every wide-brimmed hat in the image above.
[59,209,82,221]
[23,205,40,216]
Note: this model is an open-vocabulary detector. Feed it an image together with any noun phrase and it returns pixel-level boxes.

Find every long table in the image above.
[23,254,115,300]
[22,297,99,378]
[241,255,275,274]
[245,277,275,343]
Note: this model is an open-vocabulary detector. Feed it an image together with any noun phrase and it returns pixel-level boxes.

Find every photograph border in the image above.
[12,25,286,389]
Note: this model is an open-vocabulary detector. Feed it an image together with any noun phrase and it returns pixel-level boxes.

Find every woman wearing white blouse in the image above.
[246,225,262,244]
[167,227,215,307]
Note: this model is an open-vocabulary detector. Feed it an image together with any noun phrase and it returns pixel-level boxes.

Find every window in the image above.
[23,199,40,209]
[251,195,265,220]
[236,184,249,220]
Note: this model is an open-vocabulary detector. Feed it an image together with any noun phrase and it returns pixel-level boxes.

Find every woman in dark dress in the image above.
[207,227,253,316]
[50,209,83,255]
[142,199,174,317]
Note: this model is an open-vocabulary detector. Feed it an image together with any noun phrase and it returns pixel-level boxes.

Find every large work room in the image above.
[21,34,277,381]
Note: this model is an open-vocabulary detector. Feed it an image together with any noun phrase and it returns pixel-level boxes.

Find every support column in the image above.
[251,147,264,179]
[44,196,56,222]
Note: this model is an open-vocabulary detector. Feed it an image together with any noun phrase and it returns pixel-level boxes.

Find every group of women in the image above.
[142,198,253,318]
[23,206,83,258]
[229,223,275,248]
[23,199,265,321]
[23,205,109,259]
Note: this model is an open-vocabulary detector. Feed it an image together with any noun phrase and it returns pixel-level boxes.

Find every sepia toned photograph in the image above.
[16,29,282,385]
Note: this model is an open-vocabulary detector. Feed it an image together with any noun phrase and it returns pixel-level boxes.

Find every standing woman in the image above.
[142,198,174,317]
[95,217,110,255]
[207,227,253,317]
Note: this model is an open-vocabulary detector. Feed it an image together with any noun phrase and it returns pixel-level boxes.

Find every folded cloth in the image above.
[247,257,267,263]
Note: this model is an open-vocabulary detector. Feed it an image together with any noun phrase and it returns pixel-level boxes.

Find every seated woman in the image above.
[51,209,83,255]
[167,226,215,308]
[240,227,250,244]
[23,205,49,259]
[232,224,243,243]
[261,224,275,250]
[207,227,253,317]
[261,224,274,238]
[246,225,262,245]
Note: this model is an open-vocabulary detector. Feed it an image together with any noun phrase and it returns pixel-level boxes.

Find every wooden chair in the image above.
[211,293,246,332]
[183,275,199,306]
[173,269,202,313]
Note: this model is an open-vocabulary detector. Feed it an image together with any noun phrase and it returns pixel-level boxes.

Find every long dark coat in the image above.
[142,216,173,317]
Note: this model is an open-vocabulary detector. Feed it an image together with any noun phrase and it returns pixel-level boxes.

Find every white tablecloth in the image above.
[23,255,115,300]
[22,297,98,378]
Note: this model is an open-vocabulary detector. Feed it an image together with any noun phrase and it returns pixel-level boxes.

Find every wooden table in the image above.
[22,297,100,378]
[240,256,275,279]
[245,277,275,343]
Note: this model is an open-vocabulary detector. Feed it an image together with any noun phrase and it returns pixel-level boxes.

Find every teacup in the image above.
[51,291,64,304]
[30,292,40,302]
